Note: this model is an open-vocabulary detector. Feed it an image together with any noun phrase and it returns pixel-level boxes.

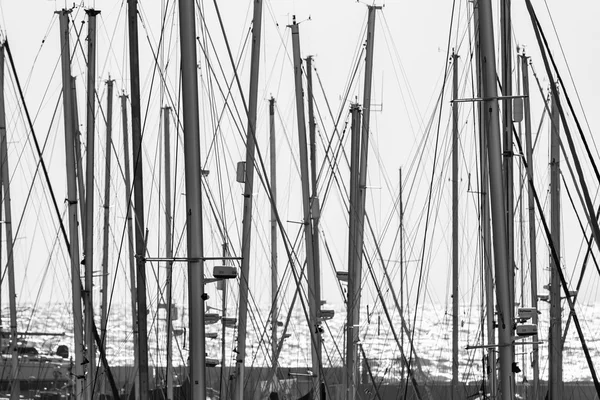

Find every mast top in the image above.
[85,9,101,16]
[54,8,73,16]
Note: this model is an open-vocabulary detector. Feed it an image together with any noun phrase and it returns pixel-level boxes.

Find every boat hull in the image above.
[0,355,70,393]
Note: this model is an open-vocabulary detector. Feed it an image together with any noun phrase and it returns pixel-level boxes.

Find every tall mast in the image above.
[290,18,321,392]
[394,170,429,393]
[100,78,114,396]
[120,93,140,400]
[126,1,150,397]
[178,0,207,397]
[521,52,539,399]
[159,0,173,392]
[346,103,362,400]
[269,97,278,368]
[219,243,229,400]
[352,6,379,397]
[163,106,174,400]
[451,52,460,400]
[478,1,514,398]
[472,2,497,395]
[58,10,85,399]
[234,1,263,399]
[84,11,100,397]
[501,0,515,331]
[482,67,497,400]
[548,87,562,400]
[399,168,404,385]
[516,55,525,395]
[306,55,323,394]
[0,43,20,400]
[71,77,86,240]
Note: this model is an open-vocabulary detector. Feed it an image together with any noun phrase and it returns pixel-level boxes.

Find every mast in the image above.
[58,10,85,399]
[352,6,379,397]
[306,55,323,394]
[84,10,100,397]
[120,93,140,400]
[346,9,379,399]
[399,168,405,385]
[482,74,497,400]
[126,1,150,397]
[472,2,497,396]
[501,0,515,332]
[234,1,263,399]
[290,18,320,392]
[163,106,174,400]
[219,243,229,400]
[71,77,86,240]
[0,43,20,400]
[451,52,460,400]
[548,86,562,400]
[346,102,362,400]
[478,1,514,398]
[521,52,539,399]
[269,97,278,368]
[515,53,526,397]
[178,0,207,397]
[100,78,114,396]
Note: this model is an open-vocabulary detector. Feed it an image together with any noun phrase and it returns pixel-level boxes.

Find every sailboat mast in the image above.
[346,103,361,400]
[472,2,497,396]
[269,97,278,367]
[234,1,263,399]
[290,18,320,390]
[219,243,229,400]
[163,106,174,400]
[548,87,563,399]
[520,52,539,399]
[516,56,525,393]
[71,77,86,241]
[482,154,497,399]
[478,1,514,398]
[100,78,114,396]
[501,0,515,332]
[177,0,207,396]
[0,42,20,400]
[353,5,379,393]
[159,0,174,392]
[346,8,379,399]
[84,11,100,397]
[451,52,460,400]
[399,168,404,384]
[126,1,150,397]
[120,93,140,400]
[58,10,85,399]
[306,55,323,394]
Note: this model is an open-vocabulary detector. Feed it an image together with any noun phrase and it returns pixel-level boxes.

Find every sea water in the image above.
[7,301,599,384]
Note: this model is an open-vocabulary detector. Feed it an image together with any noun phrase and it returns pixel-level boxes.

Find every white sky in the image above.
[0,0,599,320]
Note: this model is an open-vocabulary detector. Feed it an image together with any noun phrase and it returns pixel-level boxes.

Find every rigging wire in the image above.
[525,5,600,188]
[403,1,456,397]
[514,110,600,396]
[541,0,600,163]
[3,42,71,255]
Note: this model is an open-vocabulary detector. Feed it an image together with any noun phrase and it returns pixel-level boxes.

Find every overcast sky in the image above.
[0,0,599,316]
